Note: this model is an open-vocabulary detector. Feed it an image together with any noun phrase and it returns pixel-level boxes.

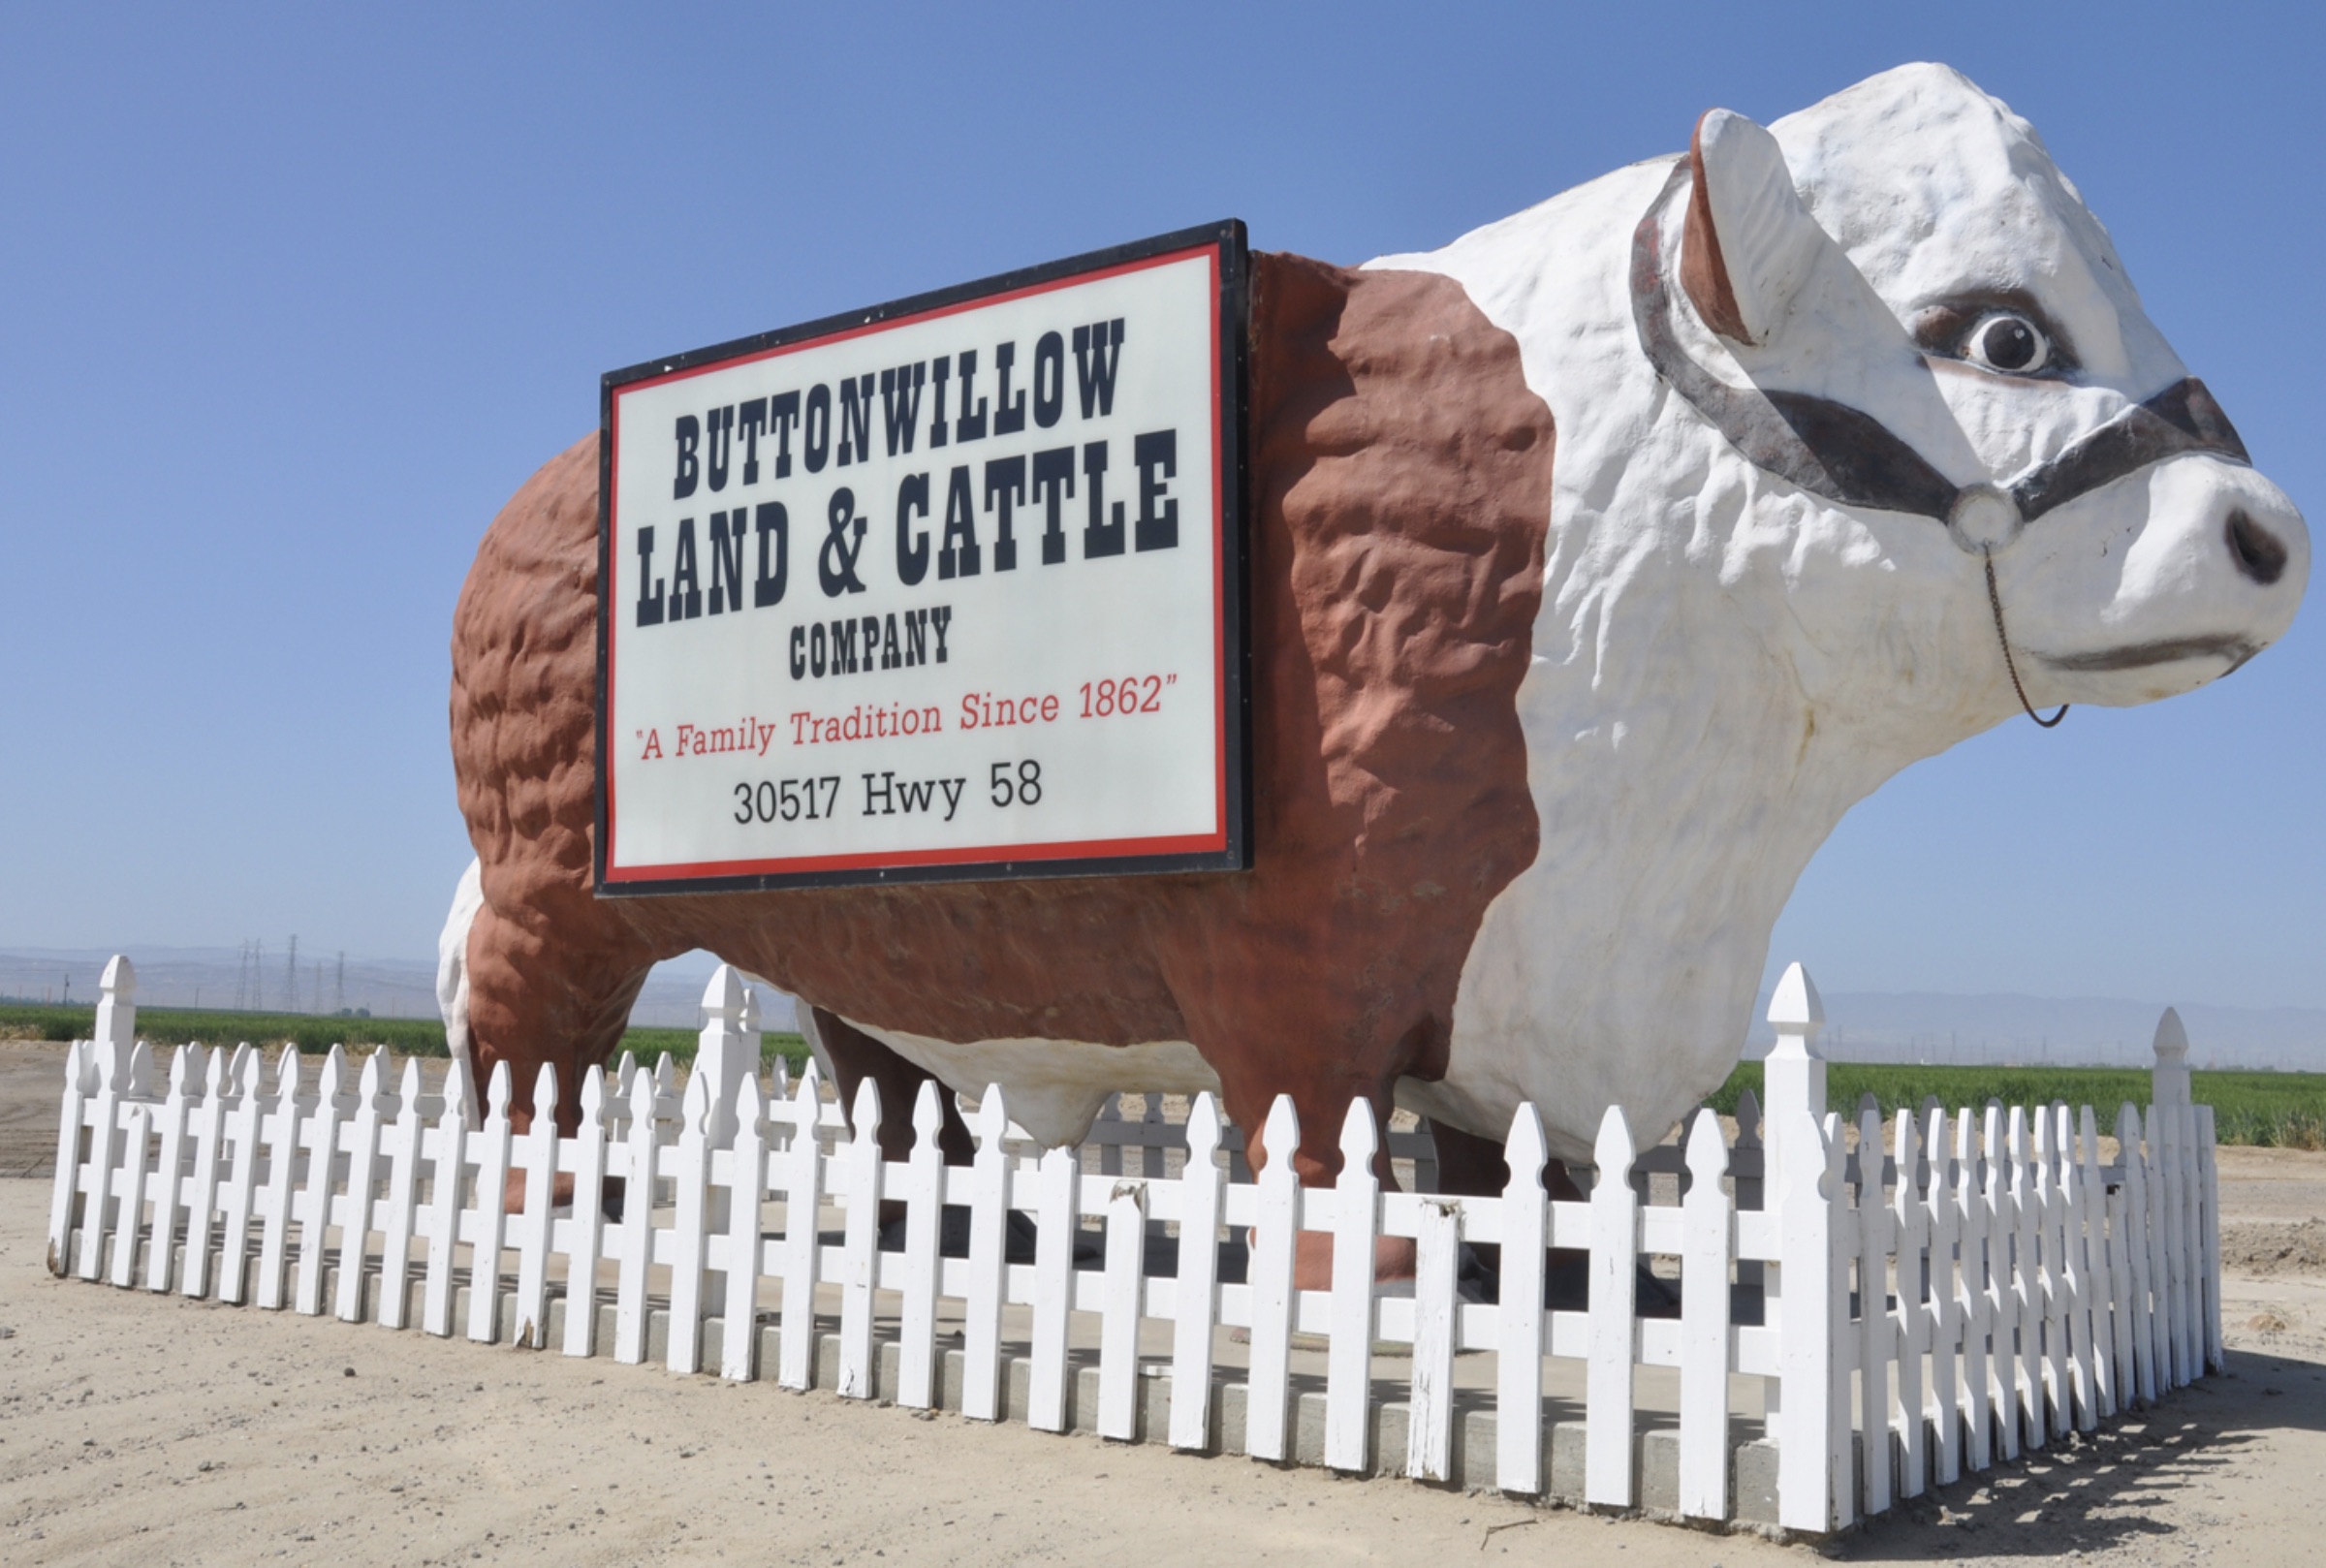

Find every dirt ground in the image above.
[3,1038,2321,1566]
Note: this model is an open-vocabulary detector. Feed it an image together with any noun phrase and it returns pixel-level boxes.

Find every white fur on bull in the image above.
[439,64,2308,1166]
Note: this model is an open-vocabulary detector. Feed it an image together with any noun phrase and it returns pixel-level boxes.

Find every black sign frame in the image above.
[593,219,1252,896]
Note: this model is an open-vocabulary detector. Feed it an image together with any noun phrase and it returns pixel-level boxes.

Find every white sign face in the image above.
[597,224,1249,894]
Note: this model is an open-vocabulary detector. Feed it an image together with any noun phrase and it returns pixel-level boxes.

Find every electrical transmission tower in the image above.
[334,951,346,1016]
[284,935,299,1013]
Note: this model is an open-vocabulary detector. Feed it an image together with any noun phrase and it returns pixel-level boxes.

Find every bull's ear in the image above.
[1681,108,1827,346]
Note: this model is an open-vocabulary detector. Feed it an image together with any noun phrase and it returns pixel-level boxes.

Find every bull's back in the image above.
[451,253,1554,1093]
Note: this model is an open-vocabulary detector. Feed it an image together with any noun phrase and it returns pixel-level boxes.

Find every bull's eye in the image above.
[1964,312,2050,375]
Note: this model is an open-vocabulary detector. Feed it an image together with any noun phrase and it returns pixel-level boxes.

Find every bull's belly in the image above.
[838,1020,1222,1148]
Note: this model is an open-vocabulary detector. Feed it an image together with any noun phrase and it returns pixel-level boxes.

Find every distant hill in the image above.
[0,947,799,1033]
[1744,989,2326,1073]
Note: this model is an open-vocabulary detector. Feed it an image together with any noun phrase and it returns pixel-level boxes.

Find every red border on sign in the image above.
[603,243,1230,886]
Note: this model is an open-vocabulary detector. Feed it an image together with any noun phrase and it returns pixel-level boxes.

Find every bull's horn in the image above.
[1681,108,1827,347]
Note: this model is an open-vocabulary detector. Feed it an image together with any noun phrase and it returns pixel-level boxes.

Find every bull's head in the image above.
[1643,64,2305,722]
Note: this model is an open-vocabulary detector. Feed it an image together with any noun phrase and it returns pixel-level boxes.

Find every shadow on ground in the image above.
[1827,1350,2326,1561]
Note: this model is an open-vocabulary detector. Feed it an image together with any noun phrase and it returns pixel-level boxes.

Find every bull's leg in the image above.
[459,893,662,1214]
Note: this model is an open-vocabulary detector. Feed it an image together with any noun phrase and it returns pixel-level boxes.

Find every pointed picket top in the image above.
[971,1083,1009,1151]
[702,963,750,1024]
[1593,1103,1637,1178]
[680,1065,710,1132]
[1336,1097,1378,1174]
[64,1038,90,1096]
[628,1053,659,1120]
[653,1053,676,1094]
[228,1042,254,1090]
[441,1051,472,1120]
[768,1055,790,1098]
[1685,1105,1729,1181]
[792,1063,824,1134]
[274,1042,304,1101]
[613,1051,638,1090]
[1925,1103,1950,1169]
[532,1062,560,1129]
[2153,1007,2189,1067]
[1766,961,1825,1044]
[204,1041,228,1097]
[483,1058,512,1121]
[2117,1101,2142,1148]
[99,953,138,1000]
[849,1076,883,1146]
[1261,1094,1301,1175]
[578,1062,606,1124]
[1735,1087,1762,1143]
[397,1054,424,1109]
[1504,1101,1550,1192]
[167,1043,194,1096]
[353,1049,382,1108]
[911,1079,943,1147]
[315,1043,345,1102]
[94,956,138,1056]
[1185,1092,1223,1164]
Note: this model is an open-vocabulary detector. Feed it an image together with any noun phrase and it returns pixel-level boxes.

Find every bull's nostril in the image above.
[2225,509,2289,586]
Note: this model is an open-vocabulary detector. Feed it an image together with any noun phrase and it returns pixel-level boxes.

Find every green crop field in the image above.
[1708,1062,2326,1150]
[0,1003,808,1080]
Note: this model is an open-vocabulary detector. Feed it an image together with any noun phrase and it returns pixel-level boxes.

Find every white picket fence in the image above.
[46,955,2220,1535]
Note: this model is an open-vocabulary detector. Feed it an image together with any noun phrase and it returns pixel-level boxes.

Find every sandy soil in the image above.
[3,1038,2321,1565]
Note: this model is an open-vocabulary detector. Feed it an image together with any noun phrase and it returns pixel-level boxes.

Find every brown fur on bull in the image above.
[450,253,1556,1259]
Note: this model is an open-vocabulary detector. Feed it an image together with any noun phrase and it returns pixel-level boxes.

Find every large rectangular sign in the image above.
[596,221,1249,894]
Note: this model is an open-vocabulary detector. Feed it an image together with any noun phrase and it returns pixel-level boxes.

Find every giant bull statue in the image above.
[438,65,2306,1230]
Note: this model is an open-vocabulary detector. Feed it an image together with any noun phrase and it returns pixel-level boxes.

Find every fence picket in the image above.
[421,1055,472,1337]
[719,1070,770,1382]
[1925,1107,1962,1487]
[1678,1109,1731,1519]
[1776,1110,1846,1533]
[218,1048,264,1305]
[331,1052,385,1322]
[1097,1168,1149,1441]
[560,1066,612,1358]
[896,1082,946,1410]
[2032,1106,2064,1440]
[613,1063,659,1365]
[378,1057,424,1331]
[1855,1099,1893,1514]
[959,1086,1009,1421]
[2120,1105,2155,1404]
[1026,1141,1080,1433]
[180,1047,230,1300]
[2058,1106,2095,1431]
[110,1100,153,1290]
[1586,1106,1639,1509]
[254,1049,302,1311]
[1407,1190,1462,1483]
[834,1079,885,1400]
[292,1047,348,1316]
[511,1064,561,1348]
[1891,1111,1928,1498]
[78,1034,127,1283]
[667,1071,714,1375]
[775,1067,826,1393]
[2006,1107,2042,1453]
[2175,1101,2201,1386]
[466,1062,516,1343]
[1495,1104,1550,1495]
[46,1040,92,1277]
[143,1047,198,1293]
[1166,1093,1224,1452]
[2197,1105,2222,1372]
[1243,1096,1301,1463]
[1324,1100,1381,1475]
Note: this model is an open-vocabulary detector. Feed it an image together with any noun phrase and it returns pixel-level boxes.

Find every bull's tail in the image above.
[436,858,486,1077]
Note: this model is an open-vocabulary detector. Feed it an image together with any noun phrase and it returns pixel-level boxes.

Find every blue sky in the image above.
[1,3,2319,1012]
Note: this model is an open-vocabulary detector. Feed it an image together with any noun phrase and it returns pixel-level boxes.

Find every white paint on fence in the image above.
[47,956,2226,1534]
